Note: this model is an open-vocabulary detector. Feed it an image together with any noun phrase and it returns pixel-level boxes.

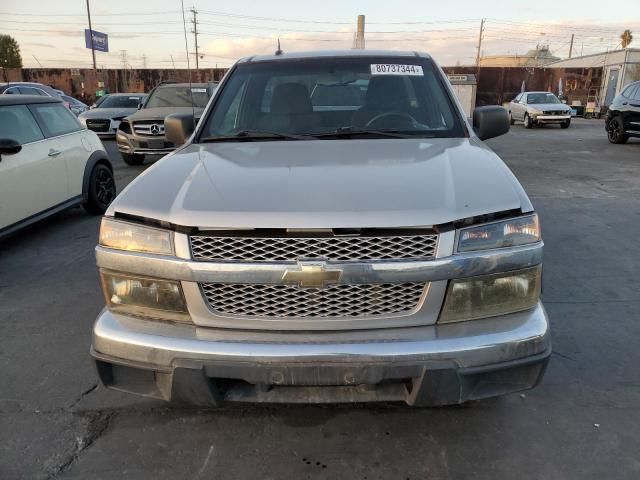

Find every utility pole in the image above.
[568,33,575,58]
[190,7,200,69]
[120,50,128,91]
[142,54,147,69]
[475,18,485,67]
[85,0,97,72]
[353,15,365,49]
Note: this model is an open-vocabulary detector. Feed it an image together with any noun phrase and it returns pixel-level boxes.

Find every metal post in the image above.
[569,34,574,58]
[85,0,97,72]
[475,19,485,67]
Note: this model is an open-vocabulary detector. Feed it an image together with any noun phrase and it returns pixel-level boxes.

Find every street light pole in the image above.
[86,0,97,72]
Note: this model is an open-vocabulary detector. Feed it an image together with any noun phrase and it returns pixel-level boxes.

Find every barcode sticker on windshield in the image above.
[129,97,140,100]
[370,64,424,76]
[191,88,207,93]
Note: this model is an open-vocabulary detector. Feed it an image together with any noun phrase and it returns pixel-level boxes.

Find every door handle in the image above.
[48,149,61,157]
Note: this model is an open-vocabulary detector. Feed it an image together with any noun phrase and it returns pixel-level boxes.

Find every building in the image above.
[480,45,560,68]
[547,48,640,107]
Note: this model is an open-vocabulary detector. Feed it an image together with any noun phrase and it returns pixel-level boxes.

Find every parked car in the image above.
[509,91,572,128]
[116,82,217,165]
[61,95,89,116]
[93,51,549,407]
[0,82,71,109]
[606,80,640,144]
[0,95,116,239]
[79,93,147,137]
[91,94,110,109]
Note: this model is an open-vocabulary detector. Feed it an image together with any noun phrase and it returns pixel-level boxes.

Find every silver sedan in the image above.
[509,91,572,129]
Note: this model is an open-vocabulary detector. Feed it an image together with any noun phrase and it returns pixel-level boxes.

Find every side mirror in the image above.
[473,106,510,141]
[165,113,197,146]
[0,138,22,160]
[137,103,143,110]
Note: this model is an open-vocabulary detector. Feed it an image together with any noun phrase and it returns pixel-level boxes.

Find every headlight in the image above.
[439,266,541,324]
[101,272,190,322]
[99,218,173,255]
[457,214,540,253]
[78,117,87,126]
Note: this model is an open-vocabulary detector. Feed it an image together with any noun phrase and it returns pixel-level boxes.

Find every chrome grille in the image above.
[133,122,165,136]
[200,282,427,318]
[190,234,438,262]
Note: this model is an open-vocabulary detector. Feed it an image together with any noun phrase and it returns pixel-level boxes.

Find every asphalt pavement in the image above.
[1,120,639,479]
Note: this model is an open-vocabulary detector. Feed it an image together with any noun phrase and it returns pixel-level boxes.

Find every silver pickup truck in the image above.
[92,50,550,406]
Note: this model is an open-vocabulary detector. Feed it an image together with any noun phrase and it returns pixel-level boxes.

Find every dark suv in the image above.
[606,80,640,144]
[116,82,216,165]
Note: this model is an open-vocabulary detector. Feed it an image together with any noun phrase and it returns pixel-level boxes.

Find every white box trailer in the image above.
[447,74,477,118]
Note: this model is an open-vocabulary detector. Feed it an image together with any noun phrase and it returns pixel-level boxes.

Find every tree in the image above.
[621,30,633,49]
[0,34,23,69]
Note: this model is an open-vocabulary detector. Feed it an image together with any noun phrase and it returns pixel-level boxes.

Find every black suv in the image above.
[606,80,640,144]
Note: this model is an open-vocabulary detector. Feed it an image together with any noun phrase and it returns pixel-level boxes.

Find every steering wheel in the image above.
[365,111,418,129]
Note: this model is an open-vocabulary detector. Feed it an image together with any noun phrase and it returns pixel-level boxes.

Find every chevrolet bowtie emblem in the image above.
[282,263,342,289]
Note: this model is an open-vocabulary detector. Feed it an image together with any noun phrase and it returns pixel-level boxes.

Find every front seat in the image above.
[352,76,412,128]
[266,82,314,133]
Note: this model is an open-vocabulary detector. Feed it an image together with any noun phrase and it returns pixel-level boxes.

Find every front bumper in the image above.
[533,115,571,124]
[92,302,551,406]
[116,130,176,155]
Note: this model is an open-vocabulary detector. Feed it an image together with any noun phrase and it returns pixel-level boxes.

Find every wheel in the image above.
[84,163,116,214]
[122,153,145,165]
[509,112,515,125]
[607,116,629,144]
[561,119,571,129]
[524,113,533,129]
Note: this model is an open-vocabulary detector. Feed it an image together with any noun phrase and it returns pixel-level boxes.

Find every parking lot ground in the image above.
[1,119,639,479]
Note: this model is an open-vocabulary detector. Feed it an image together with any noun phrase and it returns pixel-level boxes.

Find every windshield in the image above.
[145,85,210,108]
[527,93,561,105]
[100,95,144,108]
[201,57,464,139]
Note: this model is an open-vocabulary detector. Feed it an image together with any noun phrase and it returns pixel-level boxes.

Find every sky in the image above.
[1,0,638,69]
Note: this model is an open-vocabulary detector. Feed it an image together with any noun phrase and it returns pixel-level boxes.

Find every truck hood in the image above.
[108,138,530,229]
[125,106,205,123]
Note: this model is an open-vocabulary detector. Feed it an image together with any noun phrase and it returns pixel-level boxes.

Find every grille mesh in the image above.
[190,234,438,262]
[201,282,427,318]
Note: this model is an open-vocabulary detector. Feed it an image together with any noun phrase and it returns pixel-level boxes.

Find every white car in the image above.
[508,91,572,129]
[0,95,116,239]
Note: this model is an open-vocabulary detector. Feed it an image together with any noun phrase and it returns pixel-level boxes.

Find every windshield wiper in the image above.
[201,129,317,142]
[313,127,432,139]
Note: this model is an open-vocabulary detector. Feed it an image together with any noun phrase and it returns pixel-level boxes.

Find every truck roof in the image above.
[238,49,431,64]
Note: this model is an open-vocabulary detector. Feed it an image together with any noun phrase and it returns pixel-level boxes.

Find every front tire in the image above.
[509,112,515,125]
[561,119,571,129]
[524,113,533,129]
[607,116,629,144]
[122,153,145,166]
[84,163,116,215]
